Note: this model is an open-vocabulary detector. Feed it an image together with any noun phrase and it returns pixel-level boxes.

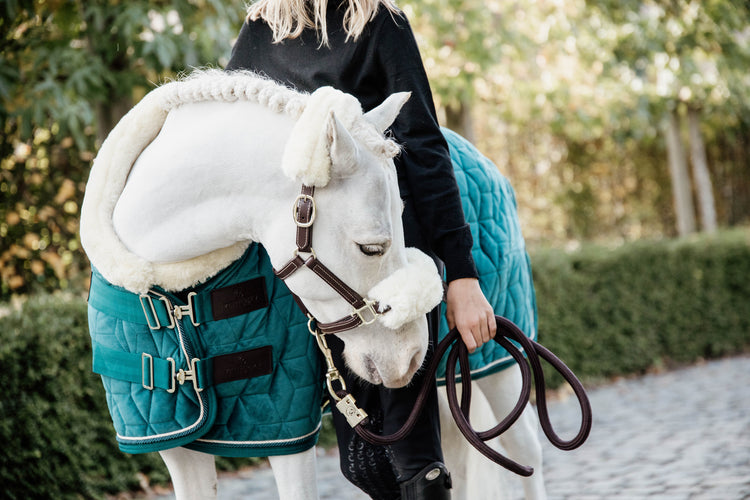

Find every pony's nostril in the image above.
[363,356,382,384]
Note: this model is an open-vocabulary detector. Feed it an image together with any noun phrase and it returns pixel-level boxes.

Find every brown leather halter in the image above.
[274,185,593,477]
[274,185,390,334]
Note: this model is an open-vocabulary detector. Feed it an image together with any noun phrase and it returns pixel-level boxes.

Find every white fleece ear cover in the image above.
[281,86,362,187]
[367,248,444,330]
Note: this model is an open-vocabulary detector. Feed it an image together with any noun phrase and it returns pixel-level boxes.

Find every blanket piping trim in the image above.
[195,421,322,447]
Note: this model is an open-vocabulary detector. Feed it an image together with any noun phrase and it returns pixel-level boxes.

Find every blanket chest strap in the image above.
[92,343,273,392]
[88,271,269,330]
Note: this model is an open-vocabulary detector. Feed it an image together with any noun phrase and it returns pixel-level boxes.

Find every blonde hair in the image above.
[247,0,400,45]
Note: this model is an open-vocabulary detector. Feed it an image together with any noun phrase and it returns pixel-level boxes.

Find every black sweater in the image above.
[226,5,477,282]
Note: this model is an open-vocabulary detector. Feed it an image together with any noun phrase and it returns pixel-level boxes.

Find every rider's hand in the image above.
[445,278,496,353]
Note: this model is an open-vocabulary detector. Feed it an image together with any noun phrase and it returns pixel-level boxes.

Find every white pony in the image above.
[81,70,547,500]
[81,70,446,499]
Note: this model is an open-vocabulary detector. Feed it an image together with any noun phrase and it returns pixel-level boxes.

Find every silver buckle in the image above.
[166,357,176,393]
[141,353,154,390]
[353,300,380,325]
[139,292,175,330]
[292,194,316,228]
[172,358,203,393]
[172,292,200,326]
[139,294,161,330]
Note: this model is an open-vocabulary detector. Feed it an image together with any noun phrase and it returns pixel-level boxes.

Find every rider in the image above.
[227,1,496,498]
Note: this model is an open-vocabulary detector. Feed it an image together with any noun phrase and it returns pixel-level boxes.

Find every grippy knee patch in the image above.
[340,410,400,500]
[399,462,452,500]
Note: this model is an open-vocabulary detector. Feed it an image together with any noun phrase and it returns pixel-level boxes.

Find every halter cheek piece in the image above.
[274,185,396,426]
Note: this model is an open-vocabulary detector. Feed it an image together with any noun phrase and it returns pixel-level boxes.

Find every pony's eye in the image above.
[358,242,390,256]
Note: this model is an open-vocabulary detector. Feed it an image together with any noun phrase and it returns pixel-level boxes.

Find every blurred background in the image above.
[1,1,749,498]
[2,0,750,298]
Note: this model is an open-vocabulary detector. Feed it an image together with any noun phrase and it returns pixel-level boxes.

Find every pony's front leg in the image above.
[159,447,218,500]
[477,366,547,500]
[438,383,511,499]
[268,446,319,500]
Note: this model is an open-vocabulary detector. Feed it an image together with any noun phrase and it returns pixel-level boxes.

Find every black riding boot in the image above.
[398,462,452,500]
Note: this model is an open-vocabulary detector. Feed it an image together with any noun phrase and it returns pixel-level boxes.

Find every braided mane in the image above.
[162,69,400,161]
[164,69,308,118]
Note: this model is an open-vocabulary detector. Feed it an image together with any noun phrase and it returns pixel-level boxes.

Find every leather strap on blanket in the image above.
[92,343,273,392]
[88,271,268,329]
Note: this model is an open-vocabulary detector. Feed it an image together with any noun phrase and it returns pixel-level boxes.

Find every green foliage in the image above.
[0,294,262,499]
[0,295,168,499]
[2,1,244,143]
[1,123,92,299]
[0,1,244,300]
[404,0,750,243]
[403,0,509,107]
[532,229,750,387]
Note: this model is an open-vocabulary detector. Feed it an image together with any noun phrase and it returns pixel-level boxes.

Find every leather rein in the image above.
[274,185,593,477]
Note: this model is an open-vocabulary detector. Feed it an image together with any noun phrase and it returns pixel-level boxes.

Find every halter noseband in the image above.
[273,185,390,335]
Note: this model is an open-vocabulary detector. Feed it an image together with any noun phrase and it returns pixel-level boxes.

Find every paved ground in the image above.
[156,355,750,499]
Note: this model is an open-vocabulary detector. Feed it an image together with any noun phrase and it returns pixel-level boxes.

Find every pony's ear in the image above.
[327,111,359,177]
[364,92,411,133]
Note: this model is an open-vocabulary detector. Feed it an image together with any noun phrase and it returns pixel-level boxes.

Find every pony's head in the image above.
[270,88,443,388]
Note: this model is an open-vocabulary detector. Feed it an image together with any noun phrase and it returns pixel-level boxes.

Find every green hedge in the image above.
[0,295,258,500]
[532,229,750,386]
[0,295,168,499]
[2,230,749,498]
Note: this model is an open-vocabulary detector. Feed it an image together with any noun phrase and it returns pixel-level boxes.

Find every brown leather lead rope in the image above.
[333,315,593,477]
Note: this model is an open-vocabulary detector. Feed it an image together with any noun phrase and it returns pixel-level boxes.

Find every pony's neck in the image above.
[112,99,298,264]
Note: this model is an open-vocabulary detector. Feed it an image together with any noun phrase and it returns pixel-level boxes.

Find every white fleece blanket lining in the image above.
[80,72,305,293]
[80,71,431,312]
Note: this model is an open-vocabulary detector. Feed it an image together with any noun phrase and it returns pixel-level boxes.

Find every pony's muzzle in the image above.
[364,346,425,388]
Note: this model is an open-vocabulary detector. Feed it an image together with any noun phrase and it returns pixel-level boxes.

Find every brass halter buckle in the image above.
[292,194,316,228]
[353,299,380,325]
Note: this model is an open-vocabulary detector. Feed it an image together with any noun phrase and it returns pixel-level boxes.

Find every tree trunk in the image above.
[663,109,696,236]
[687,108,717,233]
[445,100,475,143]
[95,95,133,146]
